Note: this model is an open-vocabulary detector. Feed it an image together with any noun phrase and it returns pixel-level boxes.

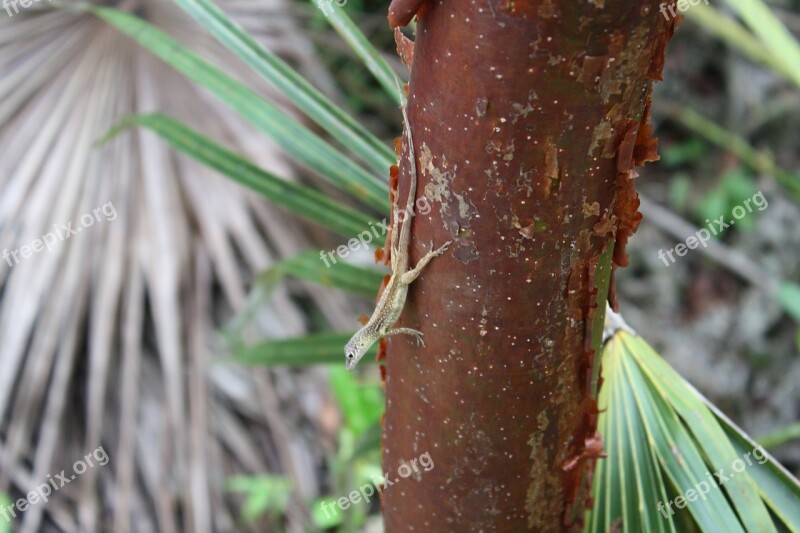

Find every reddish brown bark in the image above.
[380,0,677,530]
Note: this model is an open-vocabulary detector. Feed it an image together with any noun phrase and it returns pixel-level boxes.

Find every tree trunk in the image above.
[380,0,677,530]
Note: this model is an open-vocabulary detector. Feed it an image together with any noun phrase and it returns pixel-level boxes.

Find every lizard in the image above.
[344,81,452,372]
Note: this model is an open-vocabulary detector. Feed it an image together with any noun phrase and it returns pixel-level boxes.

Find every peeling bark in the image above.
[381,0,678,530]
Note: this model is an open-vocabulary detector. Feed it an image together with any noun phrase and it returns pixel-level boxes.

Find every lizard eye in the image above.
[347,353,353,359]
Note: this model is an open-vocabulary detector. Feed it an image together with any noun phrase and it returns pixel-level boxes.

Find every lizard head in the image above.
[344,331,371,372]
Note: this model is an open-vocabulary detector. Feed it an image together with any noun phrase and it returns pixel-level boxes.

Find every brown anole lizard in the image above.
[344,82,452,371]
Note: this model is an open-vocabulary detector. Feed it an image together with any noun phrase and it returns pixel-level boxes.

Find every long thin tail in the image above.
[394,76,417,263]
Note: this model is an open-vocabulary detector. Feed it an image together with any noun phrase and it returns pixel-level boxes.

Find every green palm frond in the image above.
[237,331,371,366]
[720,0,800,89]
[587,317,800,532]
[321,1,402,102]
[223,252,386,360]
[685,0,800,90]
[104,113,378,238]
[685,3,797,86]
[252,250,386,298]
[91,5,391,211]
[172,0,396,173]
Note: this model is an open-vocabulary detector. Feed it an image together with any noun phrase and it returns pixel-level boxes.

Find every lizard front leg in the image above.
[385,327,426,346]
[399,240,452,285]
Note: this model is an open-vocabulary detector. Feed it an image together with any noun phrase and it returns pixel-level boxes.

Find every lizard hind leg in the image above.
[386,327,426,347]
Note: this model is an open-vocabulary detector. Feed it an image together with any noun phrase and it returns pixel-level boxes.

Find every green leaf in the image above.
[312,497,344,528]
[669,106,800,199]
[257,251,386,298]
[227,475,293,523]
[236,332,377,366]
[778,282,800,322]
[90,6,390,212]
[625,334,775,531]
[616,362,670,533]
[620,347,743,531]
[758,422,800,450]
[661,138,707,168]
[588,328,800,532]
[172,0,395,174]
[667,174,692,214]
[322,1,402,104]
[695,169,758,232]
[0,493,10,533]
[721,0,800,89]
[696,382,800,531]
[721,169,758,203]
[329,367,384,436]
[107,113,376,240]
[223,250,385,344]
[685,4,797,85]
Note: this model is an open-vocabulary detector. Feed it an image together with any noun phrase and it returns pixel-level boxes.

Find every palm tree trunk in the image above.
[381,0,678,529]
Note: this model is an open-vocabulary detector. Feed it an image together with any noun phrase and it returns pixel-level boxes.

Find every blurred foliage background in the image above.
[0,0,799,531]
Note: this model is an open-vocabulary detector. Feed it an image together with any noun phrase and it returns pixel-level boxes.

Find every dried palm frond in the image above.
[0,2,353,531]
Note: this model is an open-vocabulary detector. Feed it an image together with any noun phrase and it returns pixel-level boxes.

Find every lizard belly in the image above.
[377,283,409,334]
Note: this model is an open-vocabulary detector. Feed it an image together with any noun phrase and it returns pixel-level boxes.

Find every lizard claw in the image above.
[433,240,451,256]
[414,332,426,347]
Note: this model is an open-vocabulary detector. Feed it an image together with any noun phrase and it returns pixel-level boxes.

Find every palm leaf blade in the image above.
[111,113,376,239]
[172,0,396,173]
[256,251,386,298]
[236,332,377,366]
[698,383,800,531]
[625,334,775,531]
[91,6,390,211]
[722,0,800,88]
[323,2,401,104]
